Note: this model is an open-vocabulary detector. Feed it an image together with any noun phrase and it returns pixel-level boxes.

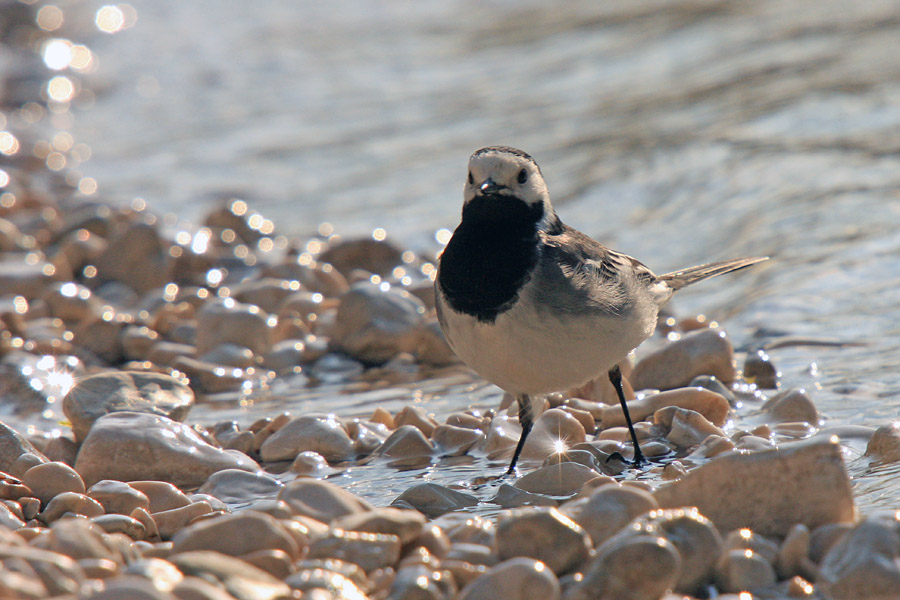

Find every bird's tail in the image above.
[658,257,768,291]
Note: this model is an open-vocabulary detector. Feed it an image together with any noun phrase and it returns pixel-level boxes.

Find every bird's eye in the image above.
[517,168,528,184]
[468,171,474,185]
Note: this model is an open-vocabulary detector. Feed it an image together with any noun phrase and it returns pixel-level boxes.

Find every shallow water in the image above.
[8,0,900,512]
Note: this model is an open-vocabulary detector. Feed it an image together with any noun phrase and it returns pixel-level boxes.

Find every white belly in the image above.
[438,293,656,395]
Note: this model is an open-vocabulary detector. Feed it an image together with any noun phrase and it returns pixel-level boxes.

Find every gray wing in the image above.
[532,224,657,316]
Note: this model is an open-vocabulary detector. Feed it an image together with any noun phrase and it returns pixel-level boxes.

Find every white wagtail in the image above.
[435,146,767,474]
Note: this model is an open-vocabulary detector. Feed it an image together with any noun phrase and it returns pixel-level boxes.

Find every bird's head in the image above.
[464,146,551,212]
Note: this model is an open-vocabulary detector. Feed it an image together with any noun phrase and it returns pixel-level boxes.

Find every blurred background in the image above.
[3,0,900,504]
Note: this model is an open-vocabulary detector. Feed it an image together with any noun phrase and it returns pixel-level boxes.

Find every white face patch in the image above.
[464,151,551,209]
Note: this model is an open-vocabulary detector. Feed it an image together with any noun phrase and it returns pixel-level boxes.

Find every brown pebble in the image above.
[153,501,214,540]
[38,491,104,523]
[87,480,150,515]
[130,481,191,513]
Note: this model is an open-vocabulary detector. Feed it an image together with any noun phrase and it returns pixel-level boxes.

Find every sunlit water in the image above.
[7,0,900,512]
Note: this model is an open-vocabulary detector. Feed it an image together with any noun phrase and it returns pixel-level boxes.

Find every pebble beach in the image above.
[2,1,900,599]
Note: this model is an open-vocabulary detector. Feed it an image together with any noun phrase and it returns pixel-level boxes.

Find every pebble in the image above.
[864,422,900,463]
[655,406,725,448]
[168,550,292,600]
[22,461,85,505]
[259,413,356,463]
[631,328,736,391]
[458,557,560,600]
[521,408,587,461]
[495,507,591,575]
[240,549,294,580]
[390,563,458,599]
[776,523,812,580]
[723,527,779,562]
[432,424,485,456]
[320,237,403,277]
[375,424,435,466]
[171,511,302,559]
[714,548,777,593]
[38,491,104,523]
[331,506,426,545]
[394,405,438,437]
[0,501,25,529]
[598,386,730,430]
[573,534,681,600]
[277,479,374,523]
[514,462,601,496]
[195,298,274,356]
[90,514,146,540]
[153,501,214,540]
[290,451,331,476]
[196,469,283,505]
[655,440,855,537]
[759,387,819,425]
[689,374,737,406]
[479,416,520,460]
[491,484,558,508]
[392,483,479,518]
[0,420,48,477]
[743,349,781,389]
[128,481,191,513]
[74,411,259,488]
[307,529,401,572]
[284,566,368,599]
[94,221,171,294]
[62,370,194,442]
[819,514,900,599]
[330,282,427,365]
[562,484,658,546]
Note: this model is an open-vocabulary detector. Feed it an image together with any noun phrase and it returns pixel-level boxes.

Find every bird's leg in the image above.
[506,394,534,475]
[608,365,646,466]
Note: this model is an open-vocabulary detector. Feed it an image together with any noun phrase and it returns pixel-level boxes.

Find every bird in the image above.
[435,146,767,475]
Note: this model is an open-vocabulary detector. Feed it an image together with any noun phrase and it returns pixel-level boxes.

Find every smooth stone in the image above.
[687,433,736,459]
[389,563,458,599]
[655,440,855,537]
[41,281,103,323]
[564,484,658,546]
[121,557,182,588]
[86,480,150,515]
[598,387,730,430]
[284,567,368,598]
[129,481,191,514]
[0,472,33,501]
[819,514,900,600]
[196,469,283,505]
[375,425,435,465]
[173,575,246,600]
[495,507,591,575]
[331,506,426,545]
[459,557,560,600]
[78,557,120,580]
[277,479,374,523]
[392,483,478,519]
[91,514,146,540]
[432,424,484,457]
[251,413,291,453]
[809,522,854,564]
[0,501,25,529]
[661,461,687,480]
[479,416,520,460]
[194,298,274,356]
[759,387,819,425]
[38,491,104,523]
[349,419,389,457]
[147,341,197,367]
[447,542,497,566]
[75,412,259,488]
[152,501,214,540]
[319,237,403,277]
[290,451,330,476]
[94,222,171,293]
[715,548,777,593]
[259,413,355,463]
[199,343,255,368]
[0,421,48,477]
[34,518,117,561]
[655,406,725,448]
[864,423,900,463]
[631,328,736,391]
[394,405,437,437]
[743,349,780,389]
[239,548,294,580]
[572,535,680,600]
[0,258,59,298]
[42,434,79,467]
[62,371,194,442]
[330,282,426,365]
[169,550,292,600]
[491,484,558,508]
[431,512,495,545]
[231,277,297,313]
[776,523,812,580]
[631,507,723,594]
[22,461,85,505]
[171,511,301,559]
[131,507,160,541]
[308,529,401,572]
[514,462,600,497]
[689,375,737,406]
[521,409,587,461]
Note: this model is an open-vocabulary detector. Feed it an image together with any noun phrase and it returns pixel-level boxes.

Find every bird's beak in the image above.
[479,178,505,194]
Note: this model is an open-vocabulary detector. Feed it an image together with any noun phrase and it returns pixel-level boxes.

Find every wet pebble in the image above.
[392,483,479,518]
[655,440,854,537]
[864,422,900,463]
[308,529,401,572]
[573,534,681,600]
[521,408,586,461]
[22,461,85,505]
[0,421,48,477]
[128,481,191,513]
[196,469,283,505]
[330,282,426,365]
[491,484,558,508]
[290,450,331,476]
[171,511,302,559]
[62,370,194,442]
[562,484,658,546]
[74,412,259,488]
[715,548,777,593]
[598,386,730,430]
[259,413,356,463]
[631,328,736,391]
[514,461,601,496]
[495,507,591,575]
[655,406,725,448]
[459,557,560,600]
[375,424,435,466]
[38,491,104,523]
[195,298,274,356]
[819,514,900,600]
[332,506,426,545]
[277,479,374,523]
[743,349,781,389]
[432,424,485,456]
[152,501,214,540]
[759,387,818,425]
[90,514,146,540]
